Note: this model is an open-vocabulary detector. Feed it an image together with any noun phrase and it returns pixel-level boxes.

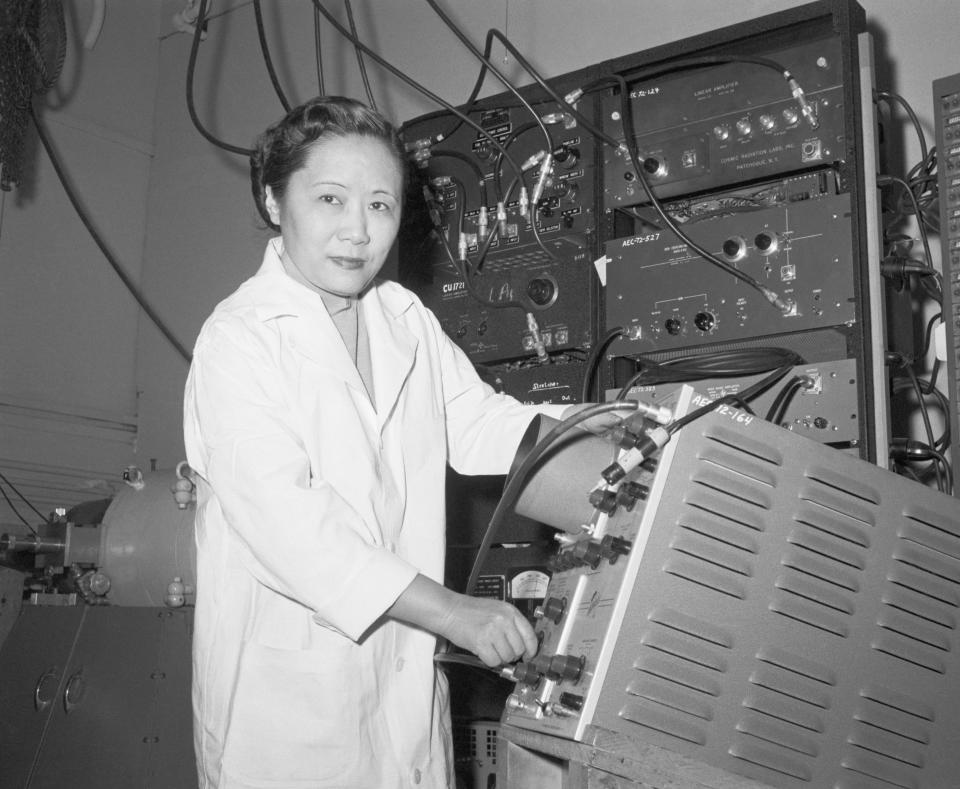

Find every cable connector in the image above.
[496,201,508,237]
[541,111,573,125]
[530,153,554,208]
[601,426,670,485]
[564,87,584,105]
[786,75,819,129]
[404,136,433,154]
[422,186,441,226]
[405,136,434,167]
[760,286,796,316]
[521,150,547,172]
[630,399,674,426]
[881,255,933,278]
[526,312,550,364]
[477,206,489,240]
[457,233,468,263]
[519,186,530,220]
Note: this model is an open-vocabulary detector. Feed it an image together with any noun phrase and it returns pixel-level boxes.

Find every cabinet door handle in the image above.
[33,667,60,712]
[63,668,86,714]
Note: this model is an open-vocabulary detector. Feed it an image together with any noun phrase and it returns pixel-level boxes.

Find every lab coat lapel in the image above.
[287,306,367,395]
[251,258,367,394]
[365,285,417,429]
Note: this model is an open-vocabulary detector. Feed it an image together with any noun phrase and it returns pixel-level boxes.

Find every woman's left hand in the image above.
[560,403,631,435]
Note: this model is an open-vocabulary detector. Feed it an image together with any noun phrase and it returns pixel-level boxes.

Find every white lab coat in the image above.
[183,239,567,788]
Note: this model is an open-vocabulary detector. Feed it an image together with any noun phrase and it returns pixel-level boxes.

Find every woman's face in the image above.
[265,134,403,298]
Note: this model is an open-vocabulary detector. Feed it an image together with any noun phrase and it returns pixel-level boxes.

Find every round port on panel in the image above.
[527,276,558,307]
[555,146,580,168]
[642,157,667,177]
[721,236,747,261]
[665,318,682,335]
[754,231,780,255]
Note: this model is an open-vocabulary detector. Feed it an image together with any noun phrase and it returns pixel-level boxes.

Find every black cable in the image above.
[414,30,500,145]
[581,326,625,402]
[876,90,928,164]
[430,149,488,206]
[764,376,806,424]
[466,401,639,595]
[615,347,803,399]
[344,0,377,111]
[186,0,254,156]
[422,186,526,313]
[29,103,193,363]
[878,174,940,302]
[313,5,325,95]
[424,0,552,154]
[434,652,504,675]
[0,481,37,532]
[447,174,467,238]
[493,121,538,203]
[890,376,950,454]
[309,1,523,179]
[889,439,952,494]
[0,470,46,521]
[484,29,620,149]
[667,364,794,435]
[253,0,291,112]
[473,173,522,276]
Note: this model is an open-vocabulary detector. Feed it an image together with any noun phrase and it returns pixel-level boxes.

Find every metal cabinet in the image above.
[0,605,196,789]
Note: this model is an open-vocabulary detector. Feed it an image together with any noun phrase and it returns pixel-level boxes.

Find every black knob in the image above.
[547,654,585,683]
[555,146,580,167]
[511,662,543,686]
[547,551,576,572]
[538,597,567,624]
[558,692,584,711]
[588,489,618,515]
[600,534,632,564]
[571,539,604,569]
[665,318,682,335]
[694,312,715,332]
[616,481,649,511]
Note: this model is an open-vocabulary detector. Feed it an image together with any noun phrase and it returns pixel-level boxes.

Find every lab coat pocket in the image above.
[222,641,359,785]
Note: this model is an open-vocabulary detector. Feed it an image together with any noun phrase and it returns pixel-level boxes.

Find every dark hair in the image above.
[250,96,406,231]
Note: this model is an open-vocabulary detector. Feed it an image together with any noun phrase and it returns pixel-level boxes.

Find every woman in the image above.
[183,96,575,788]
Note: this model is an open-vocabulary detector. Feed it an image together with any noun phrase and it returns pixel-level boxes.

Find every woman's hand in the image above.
[387,574,537,666]
[437,593,538,667]
[561,402,631,435]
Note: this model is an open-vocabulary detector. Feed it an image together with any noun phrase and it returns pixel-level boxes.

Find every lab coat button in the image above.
[412,768,422,784]
[396,657,405,672]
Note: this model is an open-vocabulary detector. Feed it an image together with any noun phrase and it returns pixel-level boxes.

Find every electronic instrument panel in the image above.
[501,388,960,787]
